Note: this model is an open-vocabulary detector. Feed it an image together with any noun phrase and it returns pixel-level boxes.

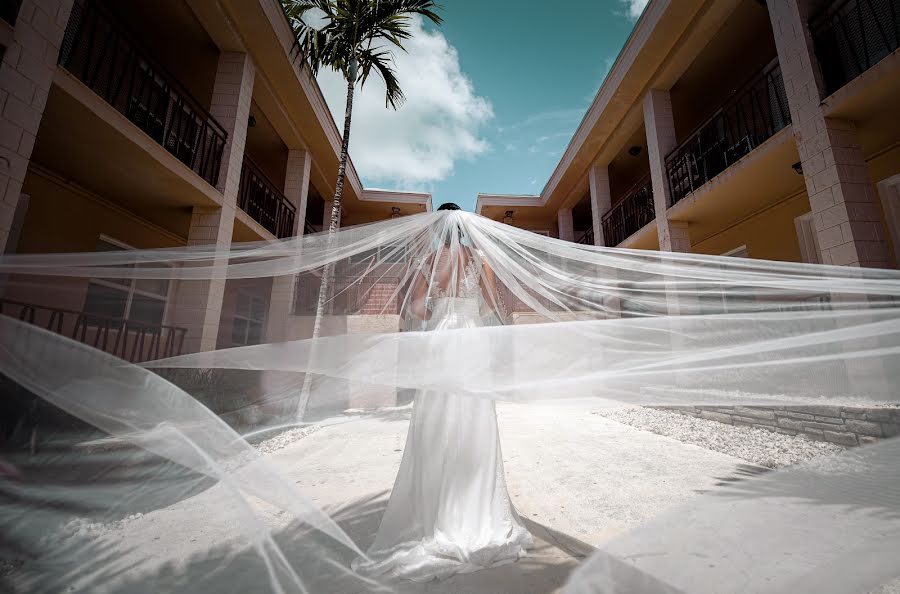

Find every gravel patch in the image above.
[595,407,845,468]
[252,425,321,455]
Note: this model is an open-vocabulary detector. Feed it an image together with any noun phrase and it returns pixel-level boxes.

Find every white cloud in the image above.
[498,108,584,134]
[316,18,492,189]
[619,0,649,20]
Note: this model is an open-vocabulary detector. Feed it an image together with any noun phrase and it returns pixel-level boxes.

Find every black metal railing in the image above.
[304,218,318,235]
[58,0,226,186]
[0,0,22,25]
[0,298,187,363]
[575,227,595,245]
[811,0,900,96]
[237,156,297,238]
[665,59,791,207]
[601,175,655,247]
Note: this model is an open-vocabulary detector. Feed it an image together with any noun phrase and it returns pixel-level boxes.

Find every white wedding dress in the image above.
[352,257,533,582]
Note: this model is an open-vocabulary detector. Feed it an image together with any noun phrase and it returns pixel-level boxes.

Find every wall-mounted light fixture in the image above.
[503,210,514,225]
[391,207,401,218]
[248,115,257,128]
[791,161,803,175]
[628,145,642,157]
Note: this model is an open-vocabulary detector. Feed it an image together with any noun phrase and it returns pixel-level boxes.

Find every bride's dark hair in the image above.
[437,202,461,211]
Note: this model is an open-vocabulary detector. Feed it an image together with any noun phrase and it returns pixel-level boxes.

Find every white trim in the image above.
[876,174,900,266]
[721,245,749,258]
[794,213,821,265]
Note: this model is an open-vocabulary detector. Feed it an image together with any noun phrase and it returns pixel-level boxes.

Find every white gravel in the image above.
[595,406,846,468]
[252,424,321,455]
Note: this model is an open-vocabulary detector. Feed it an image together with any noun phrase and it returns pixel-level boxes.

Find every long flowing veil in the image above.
[1,209,898,592]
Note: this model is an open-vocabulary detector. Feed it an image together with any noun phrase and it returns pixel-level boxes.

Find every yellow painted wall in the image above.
[6,168,185,317]
[690,191,811,262]
[867,143,900,268]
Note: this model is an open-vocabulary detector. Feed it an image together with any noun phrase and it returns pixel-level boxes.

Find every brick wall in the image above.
[662,405,900,446]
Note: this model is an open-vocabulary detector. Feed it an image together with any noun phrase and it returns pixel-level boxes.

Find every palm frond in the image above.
[281,0,442,110]
[358,45,405,108]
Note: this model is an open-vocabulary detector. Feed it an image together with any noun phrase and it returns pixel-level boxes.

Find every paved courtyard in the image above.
[16,399,759,593]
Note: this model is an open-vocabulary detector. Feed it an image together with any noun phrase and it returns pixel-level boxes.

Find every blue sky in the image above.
[317,0,646,211]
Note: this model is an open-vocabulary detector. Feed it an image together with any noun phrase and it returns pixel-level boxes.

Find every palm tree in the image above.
[282,0,442,418]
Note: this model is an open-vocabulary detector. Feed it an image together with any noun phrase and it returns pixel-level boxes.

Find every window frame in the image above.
[231,289,268,347]
[83,235,175,326]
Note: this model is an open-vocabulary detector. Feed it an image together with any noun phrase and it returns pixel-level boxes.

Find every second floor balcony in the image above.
[58,0,227,187]
[811,0,900,97]
[665,59,791,207]
[237,156,297,239]
[602,175,655,247]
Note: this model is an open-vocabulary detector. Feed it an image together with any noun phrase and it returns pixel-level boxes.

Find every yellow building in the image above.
[478,0,900,270]
[0,0,430,360]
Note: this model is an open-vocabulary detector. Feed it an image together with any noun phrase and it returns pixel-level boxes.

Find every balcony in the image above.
[0,299,187,363]
[811,0,900,97]
[58,0,226,187]
[237,156,297,238]
[575,227,594,245]
[602,175,655,247]
[665,59,791,207]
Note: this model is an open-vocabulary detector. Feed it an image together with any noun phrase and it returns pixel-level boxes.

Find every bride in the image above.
[351,203,533,581]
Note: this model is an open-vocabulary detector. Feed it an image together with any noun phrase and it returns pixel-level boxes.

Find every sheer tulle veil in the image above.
[1,209,899,592]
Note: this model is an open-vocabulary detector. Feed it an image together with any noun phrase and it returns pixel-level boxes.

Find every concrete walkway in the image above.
[267,399,751,593]
[11,400,755,593]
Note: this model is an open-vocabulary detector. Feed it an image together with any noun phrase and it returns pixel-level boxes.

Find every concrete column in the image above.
[669,220,691,253]
[769,0,888,268]
[643,89,689,252]
[284,149,312,235]
[557,208,575,242]
[266,149,311,342]
[0,0,75,251]
[171,51,255,353]
[588,164,612,246]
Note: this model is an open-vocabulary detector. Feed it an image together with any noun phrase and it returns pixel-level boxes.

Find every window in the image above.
[82,237,171,326]
[232,291,267,346]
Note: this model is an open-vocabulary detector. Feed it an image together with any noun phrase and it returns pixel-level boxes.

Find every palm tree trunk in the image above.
[295,76,356,421]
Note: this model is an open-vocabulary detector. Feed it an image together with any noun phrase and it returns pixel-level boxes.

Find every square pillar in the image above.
[768,0,888,268]
[643,89,689,253]
[171,51,255,353]
[669,220,691,253]
[588,164,612,246]
[267,149,312,343]
[284,149,312,236]
[557,208,575,242]
[0,0,75,251]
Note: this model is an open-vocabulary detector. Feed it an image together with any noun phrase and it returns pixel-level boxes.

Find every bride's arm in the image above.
[407,260,431,321]
[478,255,502,317]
